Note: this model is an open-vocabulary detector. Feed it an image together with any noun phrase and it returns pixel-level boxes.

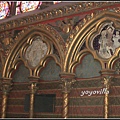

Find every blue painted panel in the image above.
[40,59,61,80]
[12,63,29,82]
[75,54,102,78]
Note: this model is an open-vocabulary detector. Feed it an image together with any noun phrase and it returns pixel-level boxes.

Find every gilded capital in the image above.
[29,82,38,94]
[103,76,113,89]
[59,72,76,93]
[60,78,76,93]
[1,79,12,95]
[28,77,39,94]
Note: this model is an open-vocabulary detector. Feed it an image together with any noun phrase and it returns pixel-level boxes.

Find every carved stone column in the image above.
[59,72,76,118]
[28,77,39,118]
[100,69,115,119]
[1,78,12,118]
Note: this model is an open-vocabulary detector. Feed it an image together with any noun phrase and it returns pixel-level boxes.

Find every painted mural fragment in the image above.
[93,22,120,59]
[25,36,48,67]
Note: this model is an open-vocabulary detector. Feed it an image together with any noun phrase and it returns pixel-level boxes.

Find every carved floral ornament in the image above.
[25,36,48,68]
[0,2,119,32]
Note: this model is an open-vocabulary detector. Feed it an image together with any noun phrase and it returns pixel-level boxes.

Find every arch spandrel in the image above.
[2,24,65,78]
[65,11,120,73]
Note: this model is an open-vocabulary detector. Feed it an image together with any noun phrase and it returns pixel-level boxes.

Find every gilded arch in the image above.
[2,24,65,78]
[108,50,120,69]
[65,11,120,73]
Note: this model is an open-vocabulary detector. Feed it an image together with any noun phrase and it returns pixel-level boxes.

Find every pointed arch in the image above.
[65,11,120,72]
[2,24,65,78]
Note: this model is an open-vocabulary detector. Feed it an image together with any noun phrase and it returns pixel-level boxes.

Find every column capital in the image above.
[28,76,39,94]
[1,78,13,95]
[100,69,115,86]
[102,76,113,89]
[59,72,76,93]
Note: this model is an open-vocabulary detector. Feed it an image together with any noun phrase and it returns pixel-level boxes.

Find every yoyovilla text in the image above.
[80,88,109,96]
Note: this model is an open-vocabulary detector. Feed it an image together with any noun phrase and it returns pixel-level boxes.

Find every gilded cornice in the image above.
[66,6,120,50]
[0,2,119,32]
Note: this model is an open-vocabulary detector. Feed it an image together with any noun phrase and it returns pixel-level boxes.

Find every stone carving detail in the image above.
[57,17,75,33]
[0,2,118,32]
[25,36,47,67]
[60,78,76,93]
[0,31,15,65]
[0,30,22,65]
[93,22,120,59]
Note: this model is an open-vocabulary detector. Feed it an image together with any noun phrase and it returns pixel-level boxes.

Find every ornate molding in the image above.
[0,24,65,69]
[0,2,119,32]
[2,24,65,78]
[59,72,76,93]
[66,6,120,50]
[15,24,65,53]
[64,8,120,72]
[29,82,38,94]
[103,76,113,88]
[60,78,76,93]
[1,78,12,94]
[56,17,75,34]
[0,30,22,66]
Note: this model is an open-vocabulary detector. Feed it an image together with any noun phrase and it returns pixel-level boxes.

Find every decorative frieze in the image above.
[0,2,119,32]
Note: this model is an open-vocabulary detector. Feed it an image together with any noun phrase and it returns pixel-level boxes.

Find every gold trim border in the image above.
[65,10,120,72]
[0,2,119,32]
